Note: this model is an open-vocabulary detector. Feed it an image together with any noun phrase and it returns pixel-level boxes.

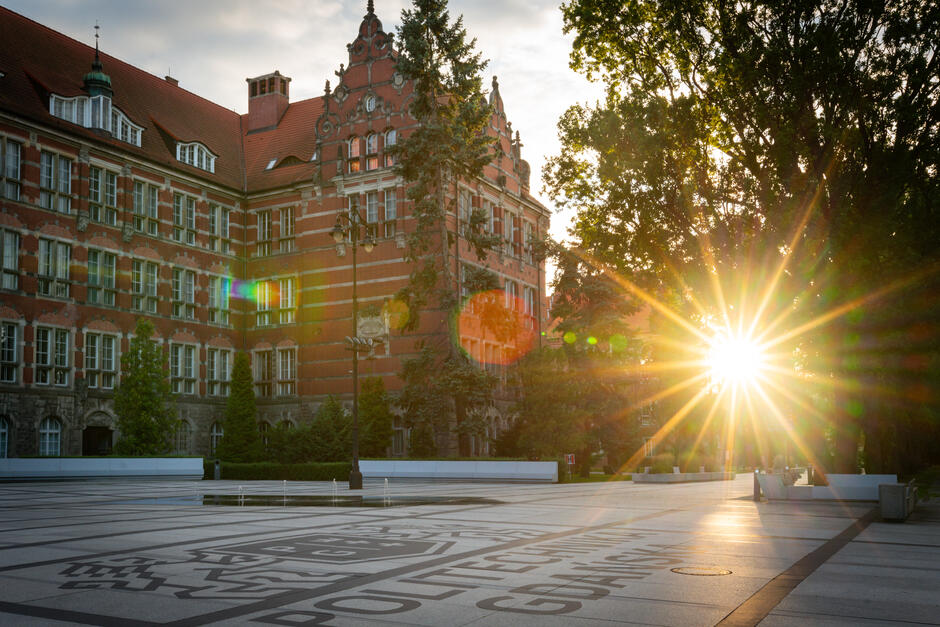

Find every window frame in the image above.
[35,326,70,386]
[171,267,196,320]
[1,136,22,201]
[39,417,61,457]
[1,321,19,384]
[37,238,71,298]
[206,347,231,396]
[86,248,117,307]
[277,347,296,396]
[208,275,231,325]
[0,228,19,290]
[84,331,117,389]
[39,151,72,214]
[169,342,197,395]
[132,259,159,314]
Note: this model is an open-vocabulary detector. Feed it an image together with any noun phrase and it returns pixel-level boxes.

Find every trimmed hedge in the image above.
[204,461,351,481]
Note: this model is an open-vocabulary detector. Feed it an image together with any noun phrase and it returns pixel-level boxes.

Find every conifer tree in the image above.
[392,0,499,455]
[359,377,394,457]
[215,352,263,462]
[113,319,175,455]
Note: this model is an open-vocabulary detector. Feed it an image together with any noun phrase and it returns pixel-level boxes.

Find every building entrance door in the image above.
[82,426,113,456]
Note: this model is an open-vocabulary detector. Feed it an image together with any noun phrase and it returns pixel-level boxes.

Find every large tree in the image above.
[546,0,940,475]
[215,352,263,462]
[392,0,500,455]
[113,319,175,456]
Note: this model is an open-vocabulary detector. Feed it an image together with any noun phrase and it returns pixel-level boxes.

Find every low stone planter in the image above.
[632,471,735,484]
[359,460,558,482]
[757,473,897,501]
[0,458,205,481]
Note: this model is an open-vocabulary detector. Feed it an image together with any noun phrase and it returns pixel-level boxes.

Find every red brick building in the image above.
[0,5,549,458]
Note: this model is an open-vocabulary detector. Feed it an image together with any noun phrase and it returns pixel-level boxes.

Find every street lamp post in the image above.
[331,208,375,490]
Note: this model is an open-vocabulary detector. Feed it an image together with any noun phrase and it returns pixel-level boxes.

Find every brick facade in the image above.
[0,5,549,459]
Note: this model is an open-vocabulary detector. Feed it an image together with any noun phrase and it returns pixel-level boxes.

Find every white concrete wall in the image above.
[359,460,557,482]
[633,471,736,484]
[0,458,205,480]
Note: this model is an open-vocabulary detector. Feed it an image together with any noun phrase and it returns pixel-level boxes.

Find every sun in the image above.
[706,332,767,388]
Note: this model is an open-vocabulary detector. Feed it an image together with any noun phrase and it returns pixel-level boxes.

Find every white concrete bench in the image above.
[0,458,205,481]
[359,460,558,482]
[812,474,897,501]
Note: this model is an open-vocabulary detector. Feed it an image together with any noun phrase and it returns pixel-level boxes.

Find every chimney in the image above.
[246,71,290,131]
[164,75,178,86]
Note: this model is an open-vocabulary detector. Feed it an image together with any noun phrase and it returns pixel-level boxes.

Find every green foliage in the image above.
[206,461,351,481]
[548,0,940,475]
[650,453,676,474]
[215,353,263,462]
[408,422,438,458]
[358,377,394,457]
[261,398,351,463]
[506,346,642,475]
[311,396,352,462]
[113,319,175,456]
[397,344,496,456]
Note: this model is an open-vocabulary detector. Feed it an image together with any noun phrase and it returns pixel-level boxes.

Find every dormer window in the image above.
[48,94,142,147]
[176,141,217,173]
[266,158,277,170]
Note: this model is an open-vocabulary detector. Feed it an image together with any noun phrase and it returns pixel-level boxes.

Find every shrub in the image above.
[650,453,676,473]
[204,461,351,481]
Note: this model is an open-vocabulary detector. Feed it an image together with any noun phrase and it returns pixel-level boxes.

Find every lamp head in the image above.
[363,236,376,253]
[331,220,346,244]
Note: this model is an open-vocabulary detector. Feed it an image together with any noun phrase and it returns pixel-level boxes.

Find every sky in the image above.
[2,0,605,247]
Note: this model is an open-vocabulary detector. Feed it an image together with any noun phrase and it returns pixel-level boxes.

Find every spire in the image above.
[84,20,112,97]
[367,0,375,15]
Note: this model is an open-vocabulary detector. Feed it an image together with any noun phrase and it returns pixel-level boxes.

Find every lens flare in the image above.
[706,333,767,387]
[456,289,536,365]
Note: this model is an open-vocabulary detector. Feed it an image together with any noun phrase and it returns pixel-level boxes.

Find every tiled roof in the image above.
[242,97,325,193]
[0,7,245,190]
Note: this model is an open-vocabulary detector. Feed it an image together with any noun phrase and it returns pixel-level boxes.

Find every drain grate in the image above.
[671,566,732,576]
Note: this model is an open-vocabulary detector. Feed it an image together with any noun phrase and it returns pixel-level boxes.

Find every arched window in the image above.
[209,422,224,456]
[347,136,360,173]
[0,416,9,458]
[173,420,192,455]
[384,129,397,167]
[258,421,270,448]
[39,417,61,457]
[365,134,379,170]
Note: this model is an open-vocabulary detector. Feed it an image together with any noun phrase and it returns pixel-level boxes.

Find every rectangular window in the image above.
[171,268,195,319]
[209,204,231,252]
[207,348,231,396]
[173,193,184,242]
[279,277,295,324]
[85,333,116,389]
[186,197,196,245]
[40,152,72,213]
[1,229,18,290]
[458,191,470,235]
[256,280,272,326]
[89,167,101,222]
[384,129,396,167]
[147,185,159,235]
[366,192,378,223]
[38,239,70,298]
[132,260,158,313]
[103,170,118,225]
[504,280,518,310]
[524,221,534,263]
[208,276,230,325]
[485,201,494,233]
[279,206,295,253]
[170,344,196,394]
[255,350,273,398]
[1,137,22,200]
[134,181,157,233]
[257,210,272,256]
[35,327,69,386]
[277,347,296,396]
[86,249,116,306]
[1,322,17,383]
[383,189,397,238]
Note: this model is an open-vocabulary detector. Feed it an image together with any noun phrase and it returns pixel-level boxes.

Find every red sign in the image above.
[565,454,575,465]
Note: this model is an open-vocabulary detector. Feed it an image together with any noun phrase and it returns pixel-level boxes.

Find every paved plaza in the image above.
[0,476,937,626]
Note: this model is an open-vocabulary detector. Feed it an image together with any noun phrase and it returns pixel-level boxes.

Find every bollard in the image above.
[214,459,221,481]
[753,469,761,501]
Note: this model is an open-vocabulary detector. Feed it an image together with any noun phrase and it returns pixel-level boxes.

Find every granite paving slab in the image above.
[0,478,936,626]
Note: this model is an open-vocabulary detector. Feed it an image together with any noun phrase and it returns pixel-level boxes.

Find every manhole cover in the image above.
[671,566,732,576]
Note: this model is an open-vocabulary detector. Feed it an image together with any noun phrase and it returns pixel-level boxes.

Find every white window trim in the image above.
[175,141,217,173]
